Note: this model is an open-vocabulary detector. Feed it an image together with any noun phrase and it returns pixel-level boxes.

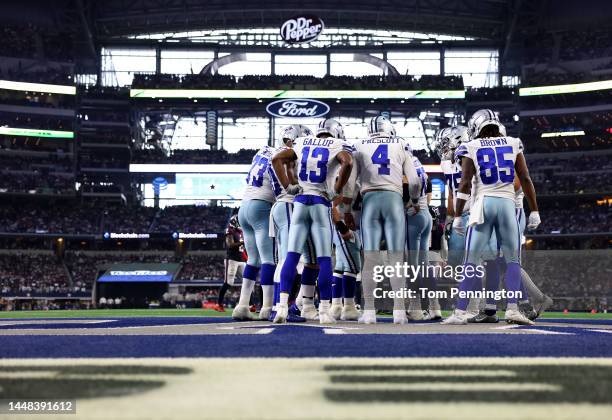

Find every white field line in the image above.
[324,328,346,335]
[325,382,562,392]
[589,329,612,334]
[330,369,517,377]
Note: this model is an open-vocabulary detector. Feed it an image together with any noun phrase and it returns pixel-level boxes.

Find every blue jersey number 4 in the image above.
[476,146,514,185]
[371,144,390,175]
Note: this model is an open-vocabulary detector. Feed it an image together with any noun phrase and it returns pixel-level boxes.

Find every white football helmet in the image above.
[433,127,452,160]
[279,124,312,147]
[367,116,396,137]
[317,118,345,139]
[467,109,505,138]
[448,125,470,162]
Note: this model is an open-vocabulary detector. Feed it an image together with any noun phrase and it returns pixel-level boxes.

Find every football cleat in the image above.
[532,295,554,320]
[358,309,377,324]
[341,304,360,321]
[468,311,499,323]
[330,303,343,320]
[249,304,257,312]
[422,309,442,321]
[267,310,277,322]
[319,311,337,324]
[232,305,258,321]
[287,313,307,323]
[288,303,302,316]
[259,306,272,320]
[301,304,319,320]
[441,309,469,325]
[212,304,225,312]
[505,309,535,326]
[273,304,289,323]
[393,310,408,325]
[406,310,424,321]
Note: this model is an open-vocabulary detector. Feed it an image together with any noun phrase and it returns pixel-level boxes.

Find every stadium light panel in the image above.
[519,79,612,96]
[540,130,585,138]
[0,127,74,139]
[130,89,466,100]
[0,79,76,95]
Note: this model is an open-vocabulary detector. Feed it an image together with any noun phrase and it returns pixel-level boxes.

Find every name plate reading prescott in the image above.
[0,400,76,414]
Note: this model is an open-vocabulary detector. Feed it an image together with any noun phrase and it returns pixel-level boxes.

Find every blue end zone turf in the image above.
[0,317,234,330]
[0,317,611,359]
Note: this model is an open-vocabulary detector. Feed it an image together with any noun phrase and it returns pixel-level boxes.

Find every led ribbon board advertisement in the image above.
[0,79,76,95]
[130,89,466,99]
[0,127,74,139]
[175,173,245,200]
[97,263,181,282]
[519,79,612,96]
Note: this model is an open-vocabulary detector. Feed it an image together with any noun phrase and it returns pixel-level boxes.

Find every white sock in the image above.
[467,298,480,313]
[332,297,342,305]
[507,303,518,311]
[261,285,273,309]
[344,297,355,306]
[299,284,315,301]
[278,292,289,307]
[238,279,255,307]
[428,297,440,311]
[319,300,330,313]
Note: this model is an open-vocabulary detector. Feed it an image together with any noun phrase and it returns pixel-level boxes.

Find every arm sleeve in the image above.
[426,177,432,194]
[402,150,420,201]
[342,158,359,199]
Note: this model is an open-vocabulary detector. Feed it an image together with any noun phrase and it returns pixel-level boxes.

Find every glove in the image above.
[452,216,466,236]
[527,211,541,230]
[444,220,453,241]
[286,184,303,196]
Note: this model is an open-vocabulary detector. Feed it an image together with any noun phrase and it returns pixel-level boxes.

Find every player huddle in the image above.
[226,109,552,326]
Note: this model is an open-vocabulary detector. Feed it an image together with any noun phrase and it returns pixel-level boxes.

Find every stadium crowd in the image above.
[0,253,73,296]
[132,148,257,164]
[132,73,464,90]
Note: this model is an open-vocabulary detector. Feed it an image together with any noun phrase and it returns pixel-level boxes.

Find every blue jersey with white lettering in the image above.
[292,136,353,199]
[243,146,277,202]
[455,136,523,201]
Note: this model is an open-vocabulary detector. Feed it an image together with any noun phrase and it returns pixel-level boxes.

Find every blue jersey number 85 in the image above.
[476,146,514,185]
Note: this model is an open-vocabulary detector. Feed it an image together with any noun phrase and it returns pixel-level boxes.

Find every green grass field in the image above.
[0,308,610,319]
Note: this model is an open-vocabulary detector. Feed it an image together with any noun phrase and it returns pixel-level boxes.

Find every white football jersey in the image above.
[269,146,295,203]
[292,135,353,199]
[352,136,415,196]
[242,146,277,203]
[413,156,429,208]
[440,159,471,214]
[455,136,524,202]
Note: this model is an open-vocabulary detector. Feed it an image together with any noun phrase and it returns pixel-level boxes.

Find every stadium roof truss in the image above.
[91,0,512,42]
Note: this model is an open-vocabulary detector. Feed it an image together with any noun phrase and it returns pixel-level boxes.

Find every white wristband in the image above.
[456,192,470,201]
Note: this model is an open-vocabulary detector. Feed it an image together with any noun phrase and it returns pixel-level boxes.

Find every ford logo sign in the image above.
[280,15,324,44]
[266,99,330,119]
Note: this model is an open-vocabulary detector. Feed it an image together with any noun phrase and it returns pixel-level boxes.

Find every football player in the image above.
[269,124,319,321]
[444,109,541,325]
[330,180,361,321]
[437,125,482,317]
[232,145,278,321]
[472,175,553,323]
[351,116,421,324]
[405,154,432,320]
[271,118,354,324]
[214,214,247,312]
